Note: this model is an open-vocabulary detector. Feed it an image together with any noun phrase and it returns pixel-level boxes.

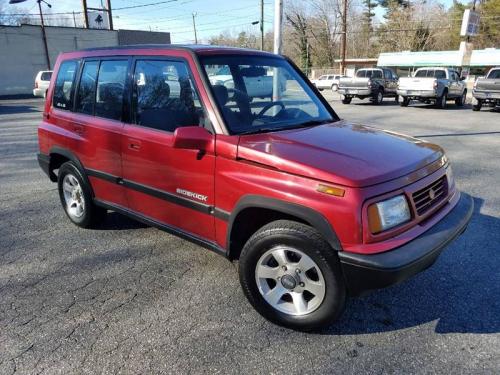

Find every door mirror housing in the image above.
[172,126,213,150]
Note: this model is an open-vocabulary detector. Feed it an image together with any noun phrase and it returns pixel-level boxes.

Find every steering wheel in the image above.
[256,101,285,119]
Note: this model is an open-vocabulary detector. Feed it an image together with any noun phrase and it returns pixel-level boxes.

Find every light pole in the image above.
[9,0,52,70]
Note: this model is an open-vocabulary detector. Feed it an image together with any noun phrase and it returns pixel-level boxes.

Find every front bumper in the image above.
[397,89,436,98]
[339,192,474,296]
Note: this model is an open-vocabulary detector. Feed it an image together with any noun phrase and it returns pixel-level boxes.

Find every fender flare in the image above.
[226,195,342,257]
[49,146,95,196]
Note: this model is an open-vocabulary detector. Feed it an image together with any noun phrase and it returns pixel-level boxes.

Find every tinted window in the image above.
[53,61,78,110]
[95,60,128,121]
[435,70,446,79]
[356,70,366,78]
[40,72,52,81]
[372,70,382,79]
[75,61,98,115]
[415,69,431,77]
[133,59,205,132]
[488,69,500,79]
[384,70,391,79]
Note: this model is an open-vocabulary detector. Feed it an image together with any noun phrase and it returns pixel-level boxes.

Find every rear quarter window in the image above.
[53,61,79,110]
[40,72,52,81]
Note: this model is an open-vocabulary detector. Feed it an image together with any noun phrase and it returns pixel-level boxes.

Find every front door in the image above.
[121,58,216,241]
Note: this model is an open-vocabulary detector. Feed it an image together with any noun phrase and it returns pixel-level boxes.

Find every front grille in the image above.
[412,176,448,216]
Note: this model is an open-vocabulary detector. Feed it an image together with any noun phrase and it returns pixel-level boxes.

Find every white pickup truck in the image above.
[397,67,467,109]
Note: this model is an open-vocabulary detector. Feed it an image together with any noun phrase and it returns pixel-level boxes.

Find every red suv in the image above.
[37,45,473,330]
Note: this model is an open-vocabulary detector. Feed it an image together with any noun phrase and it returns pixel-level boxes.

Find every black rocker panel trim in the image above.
[94,199,228,257]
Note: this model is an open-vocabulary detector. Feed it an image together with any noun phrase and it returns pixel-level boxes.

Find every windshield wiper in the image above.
[237,119,332,135]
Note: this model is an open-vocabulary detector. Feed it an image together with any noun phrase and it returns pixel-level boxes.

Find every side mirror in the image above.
[172,126,213,150]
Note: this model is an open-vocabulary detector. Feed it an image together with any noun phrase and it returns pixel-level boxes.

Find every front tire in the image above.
[57,162,107,228]
[331,84,338,92]
[472,99,482,111]
[239,220,346,331]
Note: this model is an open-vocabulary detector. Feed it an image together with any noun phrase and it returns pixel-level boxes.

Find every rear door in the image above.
[71,58,130,207]
[121,57,216,241]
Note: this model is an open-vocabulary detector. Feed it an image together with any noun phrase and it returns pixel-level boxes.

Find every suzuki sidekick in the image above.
[37,45,473,330]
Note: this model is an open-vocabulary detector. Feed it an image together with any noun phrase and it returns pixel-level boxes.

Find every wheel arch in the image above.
[49,147,94,196]
[226,195,342,260]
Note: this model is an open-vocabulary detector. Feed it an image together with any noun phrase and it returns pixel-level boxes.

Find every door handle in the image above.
[128,139,141,151]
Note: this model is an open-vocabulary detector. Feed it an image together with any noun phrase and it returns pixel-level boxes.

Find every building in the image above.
[377,48,500,77]
[0,24,171,96]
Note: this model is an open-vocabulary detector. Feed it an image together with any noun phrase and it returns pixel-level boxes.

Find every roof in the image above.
[79,44,277,57]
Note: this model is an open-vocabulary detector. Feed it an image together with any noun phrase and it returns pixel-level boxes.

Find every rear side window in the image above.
[356,70,366,78]
[372,70,382,79]
[40,72,52,81]
[435,70,446,79]
[488,69,500,79]
[53,60,78,110]
[132,59,206,132]
[95,60,128,121]
[75,61,99,115]
[415,70,431,77]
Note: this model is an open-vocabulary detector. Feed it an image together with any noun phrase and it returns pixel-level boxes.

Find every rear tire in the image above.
[436,91,447,109]
[239,220,346,331]
[342,96,352,104]
[472,100,482,111]
[455,90,466,106]
[373,90,384,105]
[400,97,410,107]
[57,162,107,228]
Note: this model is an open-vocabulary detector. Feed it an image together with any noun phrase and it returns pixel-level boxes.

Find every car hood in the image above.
[236,120,444,187]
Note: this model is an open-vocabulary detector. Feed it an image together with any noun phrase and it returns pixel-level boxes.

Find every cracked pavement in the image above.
[0,97,499,374]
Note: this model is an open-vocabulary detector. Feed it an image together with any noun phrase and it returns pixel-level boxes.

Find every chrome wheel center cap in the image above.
[280,274,297,290]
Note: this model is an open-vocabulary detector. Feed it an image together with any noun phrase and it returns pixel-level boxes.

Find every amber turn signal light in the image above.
[317,184,345,197]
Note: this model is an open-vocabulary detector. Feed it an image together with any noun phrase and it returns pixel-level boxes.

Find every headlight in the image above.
[368,195,411,234]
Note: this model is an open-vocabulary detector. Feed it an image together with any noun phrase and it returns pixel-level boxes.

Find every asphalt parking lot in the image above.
[1,96,499,374]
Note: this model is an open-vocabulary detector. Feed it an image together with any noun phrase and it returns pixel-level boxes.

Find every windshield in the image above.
[201,55,336,135]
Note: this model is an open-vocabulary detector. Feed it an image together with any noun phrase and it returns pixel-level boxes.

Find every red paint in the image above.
[39,46,461,257]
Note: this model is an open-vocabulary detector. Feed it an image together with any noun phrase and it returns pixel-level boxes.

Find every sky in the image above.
[9,0,458,44]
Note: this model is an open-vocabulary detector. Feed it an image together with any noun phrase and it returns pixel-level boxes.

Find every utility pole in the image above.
[260,0,264,50]
[72,11,77,27]
[192,13,198,44]
[37,0,51,70]
[340,0,347,75]
[273,0,283,54]
[82,0,89,28]
[106,0,113,30]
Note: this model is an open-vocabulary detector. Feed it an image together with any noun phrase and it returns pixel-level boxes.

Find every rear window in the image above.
[40,72,52,81]
[415,69,446,79]
[53,61,78,110]
[487,69,500,79]
[356,70,382,78]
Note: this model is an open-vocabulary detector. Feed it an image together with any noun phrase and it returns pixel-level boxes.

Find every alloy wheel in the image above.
[255,245,326,316]
[62,174,85,219]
